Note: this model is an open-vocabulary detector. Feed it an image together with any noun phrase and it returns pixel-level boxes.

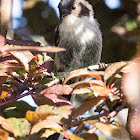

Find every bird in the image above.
[54,0,102,72]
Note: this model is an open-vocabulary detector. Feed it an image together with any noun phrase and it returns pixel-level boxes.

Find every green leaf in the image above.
[6,118,31,137]
[29,59,37,69]
[125,20,138,31]
[4,101,35,118]
[40,77,51,85]
[16,68,26,77]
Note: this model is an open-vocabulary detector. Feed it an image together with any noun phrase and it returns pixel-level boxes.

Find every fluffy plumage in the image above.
[54,0,102,72]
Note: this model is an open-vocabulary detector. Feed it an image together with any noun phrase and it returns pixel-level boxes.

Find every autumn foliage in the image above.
[0,35,138,140]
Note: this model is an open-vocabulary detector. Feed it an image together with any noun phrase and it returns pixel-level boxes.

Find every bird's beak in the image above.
[60,10,69,18]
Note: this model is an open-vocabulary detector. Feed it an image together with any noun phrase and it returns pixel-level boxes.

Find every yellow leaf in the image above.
[69,134,84,140]
[26,111,47,125]
[0,129,8,140]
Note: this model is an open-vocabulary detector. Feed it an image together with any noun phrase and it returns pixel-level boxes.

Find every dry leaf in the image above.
[70,80,104,88]
[91,86,111,96]
[85,121,130,139]
[72,96,102,118]
[44,93,73,106]
[26,111,48,125]
[104,62,127,82]
[0,128,8,140]
[31,119,63,135]
[63,69,102,85]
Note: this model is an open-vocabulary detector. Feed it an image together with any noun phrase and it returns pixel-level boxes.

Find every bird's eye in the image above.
[71,5,76,10]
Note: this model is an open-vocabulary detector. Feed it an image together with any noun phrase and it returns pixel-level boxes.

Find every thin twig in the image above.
[0,89,35,107]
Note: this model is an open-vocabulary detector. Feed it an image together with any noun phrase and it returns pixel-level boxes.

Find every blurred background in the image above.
[11,0,140,64]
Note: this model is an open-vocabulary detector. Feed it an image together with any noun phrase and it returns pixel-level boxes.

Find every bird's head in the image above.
[58,0,94,19]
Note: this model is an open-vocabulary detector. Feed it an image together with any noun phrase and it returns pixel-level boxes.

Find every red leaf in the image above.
[6,39,41,46]
[44,93,73,106]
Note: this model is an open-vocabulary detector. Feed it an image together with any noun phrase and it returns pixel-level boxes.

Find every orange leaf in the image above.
[26,111,48,125]
[0,128,8,140]
[0,91,9,99]
[63,69,102,85]
[91,86,111,96]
